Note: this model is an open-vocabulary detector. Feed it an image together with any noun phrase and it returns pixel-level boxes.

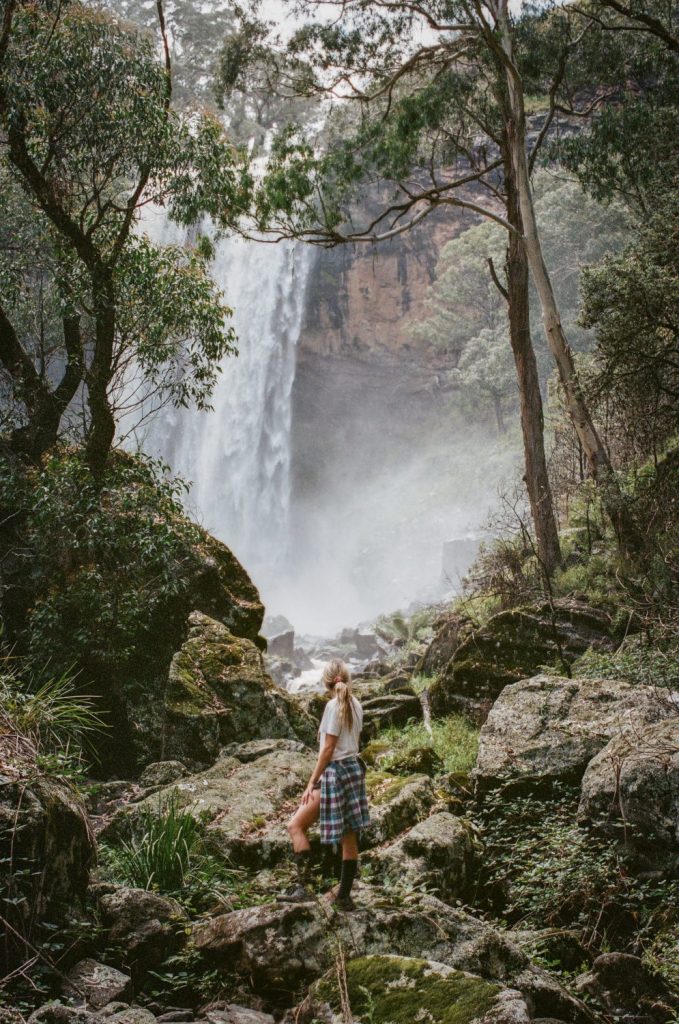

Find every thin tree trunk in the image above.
[493,393,506,435]
[85,270,116,477]
[503,149,562,574]
[495,0,641,558]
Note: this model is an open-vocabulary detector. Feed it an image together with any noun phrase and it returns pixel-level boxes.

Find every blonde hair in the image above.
[321,659,354,730]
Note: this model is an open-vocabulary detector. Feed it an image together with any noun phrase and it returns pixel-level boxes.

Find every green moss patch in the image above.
[318,955,500,1023]
[366,771,425,806]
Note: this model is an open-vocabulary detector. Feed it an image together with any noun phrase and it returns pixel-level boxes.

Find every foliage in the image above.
[0,447,203,676]
[99,791,268,915]
[475,788,679,957]
[579,190,679,465]
[374,607,438,646]
[376,714,479,776]
[574,633,679,693]
[0,658,104,776]
[0,0,249,461]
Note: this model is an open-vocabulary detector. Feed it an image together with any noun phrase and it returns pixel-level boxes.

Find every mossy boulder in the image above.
[388,744,445,777]
[418,612,474,676]
[98,886,188,974]
[429,600,619,719]
[368,812,480,900]
[0,450,267,775]
[161,612,316,766]
[296,955,530,1024]
[193,890,590,1021]
[361,692,423,738]
[363,771,438,846]
[472,674,671,795]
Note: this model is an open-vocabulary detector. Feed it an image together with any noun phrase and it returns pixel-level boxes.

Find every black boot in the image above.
[332,858,358,911]
[277,850,315,903]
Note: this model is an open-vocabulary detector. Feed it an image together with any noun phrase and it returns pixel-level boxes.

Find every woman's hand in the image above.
[301,782,316,806]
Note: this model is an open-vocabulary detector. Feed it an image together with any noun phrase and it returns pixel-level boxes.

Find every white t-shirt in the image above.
[319,696,363,761]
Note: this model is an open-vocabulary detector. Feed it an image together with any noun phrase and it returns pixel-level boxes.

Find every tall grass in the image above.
[106,792,200,892]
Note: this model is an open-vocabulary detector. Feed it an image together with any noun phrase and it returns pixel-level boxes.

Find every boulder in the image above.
[105,1011,156,1024]
[578,716,679,867]
[355,632,381,658]
[293,955,531,1024]
[28,1007,101,1024]
[388,744,444,777]
[472,674,670,795]
[220,738,308,762]
[361,692,422,737]
[203,1009,274,1024]
[0,750,94,971]
[267,630,295,659]
[139,761,188,789]
[574,952,677,1023]
[63,959,132,1010]
[192,890,590,1021]
[429,601,619,718]
[121,748,316,868]
[363,771,438,846]
[368,812,479,900]
[98,886,188,972]
[418,611,473,676]
[161,612,316,766]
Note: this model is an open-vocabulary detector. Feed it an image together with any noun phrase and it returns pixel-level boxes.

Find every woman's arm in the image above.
[300,734,338,805]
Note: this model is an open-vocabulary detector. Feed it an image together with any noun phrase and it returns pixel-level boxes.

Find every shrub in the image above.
[574,632,679,692]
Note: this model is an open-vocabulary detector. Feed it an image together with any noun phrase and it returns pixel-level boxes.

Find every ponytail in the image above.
[321,659,354,730]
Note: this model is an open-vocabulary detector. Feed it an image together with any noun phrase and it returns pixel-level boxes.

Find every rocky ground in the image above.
[1,593,678,1024]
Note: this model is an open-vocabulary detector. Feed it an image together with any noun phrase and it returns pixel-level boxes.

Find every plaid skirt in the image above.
[320,755,370,845]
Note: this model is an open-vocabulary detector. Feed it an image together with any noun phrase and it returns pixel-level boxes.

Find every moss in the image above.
[317,955,500,1023]
[361,740,394,767]
[366,771,426,806]
[164,656,214,715]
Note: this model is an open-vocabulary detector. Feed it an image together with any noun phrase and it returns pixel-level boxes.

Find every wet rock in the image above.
[220,738,308,763]
[363,771,438,846]
[139,761,188,789]
[98,887,188,971]
[472,674,670,795]
[368,812,479,900]
[429,600,620,717]
[161,612,316,766]
[193,890,589,1021]
[578,716,679,868]
[574,951,677,1022]
[293,955,531,1024]
[63,960,132,1010]
[355,632,381,658]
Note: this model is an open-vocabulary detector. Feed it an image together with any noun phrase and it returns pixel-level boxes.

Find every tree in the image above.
[0,0,248,472]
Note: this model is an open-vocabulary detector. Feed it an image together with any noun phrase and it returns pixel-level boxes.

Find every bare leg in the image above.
[342,830,359,860]
[287,789,321,853]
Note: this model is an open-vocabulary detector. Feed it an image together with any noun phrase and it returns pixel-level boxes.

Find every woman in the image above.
[279,659,369,911]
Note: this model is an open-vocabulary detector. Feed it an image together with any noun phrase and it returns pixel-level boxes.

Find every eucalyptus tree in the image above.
[220,0,657,562]
[0,0,250,473]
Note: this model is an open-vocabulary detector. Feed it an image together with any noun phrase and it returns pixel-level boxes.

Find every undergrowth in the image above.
[376,714,479,776]
[475,786,679,982]
[98,792,268,915]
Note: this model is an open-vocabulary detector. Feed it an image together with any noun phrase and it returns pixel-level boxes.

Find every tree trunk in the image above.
[495,1,641,558]
[492,392,506,435]
[503,148,562,574]
[85,269,116,477]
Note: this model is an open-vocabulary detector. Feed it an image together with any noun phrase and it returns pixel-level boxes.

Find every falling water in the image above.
[132,207,313,597]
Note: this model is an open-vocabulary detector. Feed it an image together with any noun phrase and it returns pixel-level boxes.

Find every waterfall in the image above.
[133,207,313,600]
